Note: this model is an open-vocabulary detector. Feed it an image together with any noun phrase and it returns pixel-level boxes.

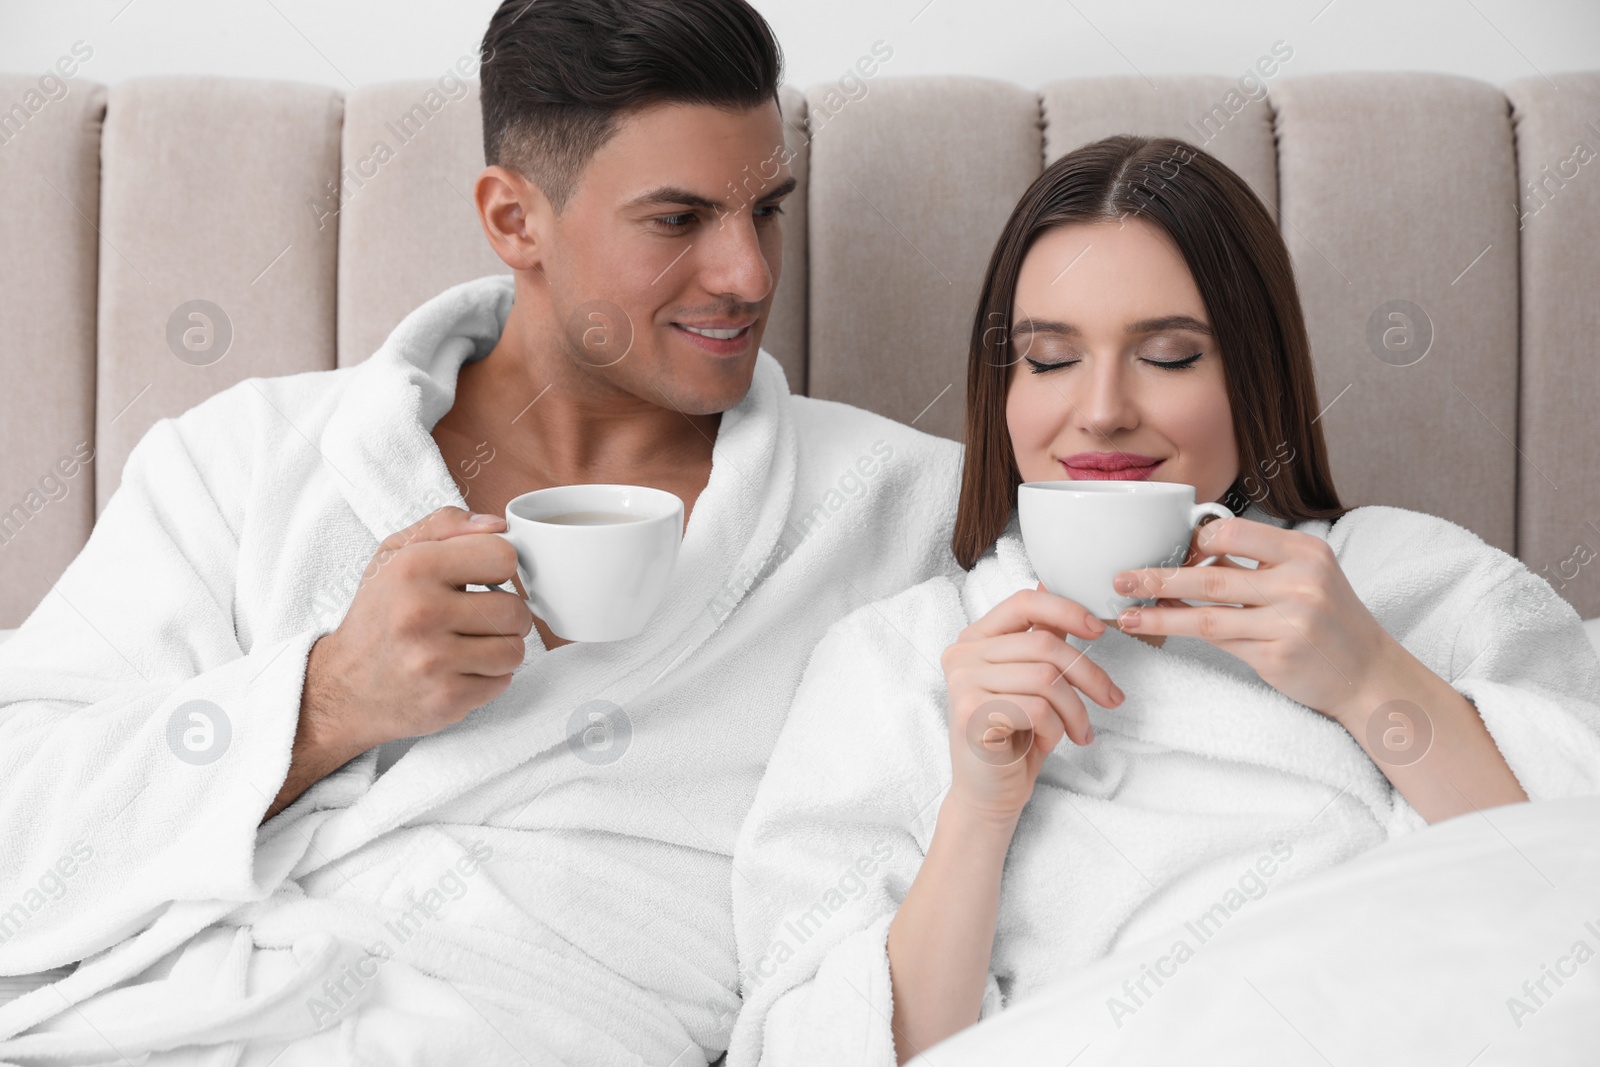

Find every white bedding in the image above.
[912,793,1600,1066]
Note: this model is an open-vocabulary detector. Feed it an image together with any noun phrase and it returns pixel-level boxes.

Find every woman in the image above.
[724,135,1600,1065]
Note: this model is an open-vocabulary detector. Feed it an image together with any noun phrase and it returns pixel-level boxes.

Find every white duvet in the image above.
[914,791,1600,1066]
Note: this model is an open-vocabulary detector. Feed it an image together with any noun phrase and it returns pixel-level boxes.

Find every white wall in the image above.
[0,0,1595,93]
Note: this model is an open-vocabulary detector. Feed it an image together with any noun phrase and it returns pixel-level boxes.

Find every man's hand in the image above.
[264,507,533,821]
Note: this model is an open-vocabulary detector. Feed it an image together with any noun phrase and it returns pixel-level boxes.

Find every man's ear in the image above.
[474,164,550,273]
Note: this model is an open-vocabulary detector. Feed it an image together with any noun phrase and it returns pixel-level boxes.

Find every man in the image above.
[0,0,962,1062]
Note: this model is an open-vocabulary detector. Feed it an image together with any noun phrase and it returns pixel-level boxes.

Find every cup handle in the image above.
[1186,503,1236,567]
[492,531,534,599]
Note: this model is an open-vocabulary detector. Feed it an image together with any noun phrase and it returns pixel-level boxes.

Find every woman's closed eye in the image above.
[1024,351,1204,374]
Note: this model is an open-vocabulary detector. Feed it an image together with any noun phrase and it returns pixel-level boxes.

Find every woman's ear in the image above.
[474,164,550,274]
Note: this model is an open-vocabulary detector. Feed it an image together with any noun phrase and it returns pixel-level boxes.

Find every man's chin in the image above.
[659,366,760,417]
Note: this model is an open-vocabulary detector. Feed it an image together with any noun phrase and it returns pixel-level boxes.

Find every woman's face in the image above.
[1004,218,1239,504]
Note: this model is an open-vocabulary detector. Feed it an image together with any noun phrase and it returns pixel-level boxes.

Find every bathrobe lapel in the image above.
[308,275,799,864]
[965,504,1394,818]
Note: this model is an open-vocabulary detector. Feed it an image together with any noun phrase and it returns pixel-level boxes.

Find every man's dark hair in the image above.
[479,0,784,213]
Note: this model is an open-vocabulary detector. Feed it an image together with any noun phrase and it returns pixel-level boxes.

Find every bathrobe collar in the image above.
[310,274,799,851]
[321,276,516,543]
[957,502,1376,795]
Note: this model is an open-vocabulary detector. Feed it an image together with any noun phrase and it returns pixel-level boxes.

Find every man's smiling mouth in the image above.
[675,324,750,340]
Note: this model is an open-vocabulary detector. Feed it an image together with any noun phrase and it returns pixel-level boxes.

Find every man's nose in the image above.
[698,213,774,306]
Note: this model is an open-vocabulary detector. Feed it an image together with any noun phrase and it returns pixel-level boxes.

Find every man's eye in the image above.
[655,213,696,231]
[755,203,786,221]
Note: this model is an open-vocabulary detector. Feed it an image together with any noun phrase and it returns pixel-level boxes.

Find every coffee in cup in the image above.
[494,484,683,642]
[1017,480,1233,620]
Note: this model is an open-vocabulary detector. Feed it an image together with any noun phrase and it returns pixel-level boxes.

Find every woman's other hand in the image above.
[1111,517,1394,724]
[939,584,1125,827]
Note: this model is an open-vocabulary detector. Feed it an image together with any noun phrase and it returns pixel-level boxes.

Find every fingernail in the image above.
[1086,616,1105,635]
[1119,609,1141,629]
[1085,724,1096,744]
[1110,685,1125,704]
[1113,575,1134,593]
[469,512,502,525]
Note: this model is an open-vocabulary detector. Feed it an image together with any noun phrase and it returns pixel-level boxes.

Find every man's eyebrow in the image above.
[627,186,721,211]
[1011,314,1213,336]
[753,175,798,203]
[625,175,799,212]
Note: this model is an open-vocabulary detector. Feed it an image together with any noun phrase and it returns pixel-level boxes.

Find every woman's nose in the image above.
[1076,358,1137,433]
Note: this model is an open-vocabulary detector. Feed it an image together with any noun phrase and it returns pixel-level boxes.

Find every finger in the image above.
[442,587,534,638]
[969,663,1093,745]
[1025,582,1116,643]
[408,532,523,591]
[968,715,1022,765]
[1023,582,1074,641]
[445,630,527,678]
[976,692,1067,755]
[1118,602,1273,642]
[1113,560,1264,607]
[1010,682,1090,748]
[1013,692,1070,753]
[978,631,1122,708]
[379,505,504,555]
[963,588,1105,643]
[1187,516,1299,567]
[964,697,1044,763]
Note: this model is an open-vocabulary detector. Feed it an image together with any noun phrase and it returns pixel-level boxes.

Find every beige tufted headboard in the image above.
[2,71,1598,628]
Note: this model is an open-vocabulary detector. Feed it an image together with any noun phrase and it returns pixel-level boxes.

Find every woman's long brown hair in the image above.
[952,134,1350,570]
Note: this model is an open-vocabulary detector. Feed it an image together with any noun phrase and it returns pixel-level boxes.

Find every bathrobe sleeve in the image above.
[0,411,323,974]
[1444,561,1600,799]
[1326,505,1600,828]
[726,579,1004,1067]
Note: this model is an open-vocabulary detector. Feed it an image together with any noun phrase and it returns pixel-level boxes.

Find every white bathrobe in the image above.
[727,503,1600,1067]
[0,274,964,1066]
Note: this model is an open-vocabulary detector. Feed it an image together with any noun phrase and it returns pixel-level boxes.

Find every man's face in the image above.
[537,101,794,416]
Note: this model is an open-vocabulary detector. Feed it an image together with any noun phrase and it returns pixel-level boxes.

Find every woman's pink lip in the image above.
[1060,460,1163,481]
[1061,451,1162,467]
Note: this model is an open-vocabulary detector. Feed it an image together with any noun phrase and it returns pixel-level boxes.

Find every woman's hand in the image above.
[1110,517,1396,724]
[1112,515,1529,822]
[890,588,1124,1060]
[939,586,1125,826]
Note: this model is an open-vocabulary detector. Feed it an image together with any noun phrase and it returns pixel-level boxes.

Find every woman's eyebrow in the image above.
[1129,314,1213,335]
[1011,314,1214,336]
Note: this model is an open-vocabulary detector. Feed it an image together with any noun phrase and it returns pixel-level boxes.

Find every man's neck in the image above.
[442,300,720,489]
[431,298,724,652]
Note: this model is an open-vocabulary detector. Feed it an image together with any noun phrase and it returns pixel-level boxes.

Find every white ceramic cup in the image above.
[493,484,684,642]
[1018,480,1234,620]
